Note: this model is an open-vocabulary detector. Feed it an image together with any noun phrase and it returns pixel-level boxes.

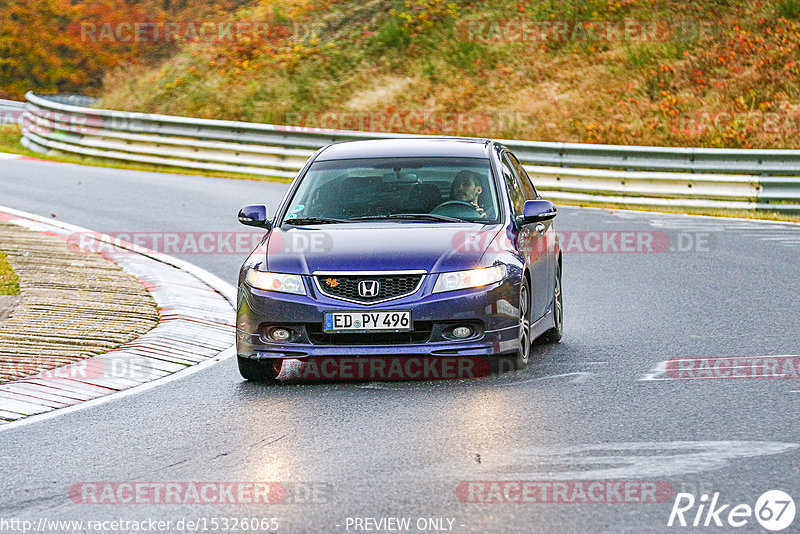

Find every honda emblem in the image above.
[358,280,380,298]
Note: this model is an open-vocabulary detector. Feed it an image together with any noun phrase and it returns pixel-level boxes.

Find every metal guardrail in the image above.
[0,99,25,111]
[0,99,25,126]
[20,92,800,213]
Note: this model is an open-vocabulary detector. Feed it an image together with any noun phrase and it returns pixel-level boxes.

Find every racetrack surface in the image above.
[0,158,798,533]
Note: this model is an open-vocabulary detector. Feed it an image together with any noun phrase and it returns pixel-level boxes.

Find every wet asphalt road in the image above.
[0,157,798,533]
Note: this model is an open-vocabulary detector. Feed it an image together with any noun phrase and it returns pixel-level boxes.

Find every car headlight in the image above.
[432,265,507,293]
[245,269,306,295]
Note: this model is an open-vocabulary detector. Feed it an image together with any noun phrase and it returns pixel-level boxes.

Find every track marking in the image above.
[492,371,596,387]
[428,441,799,480]
[537,372,594,383]
[640,360,668,381]
[357,382,389,390]
[585,206,800,250]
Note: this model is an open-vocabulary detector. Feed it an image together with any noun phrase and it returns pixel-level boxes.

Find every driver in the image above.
[450,170,486,217]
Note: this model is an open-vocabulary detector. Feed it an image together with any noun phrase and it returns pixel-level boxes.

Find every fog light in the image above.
[451,326,473,339]
[270,328,292,342]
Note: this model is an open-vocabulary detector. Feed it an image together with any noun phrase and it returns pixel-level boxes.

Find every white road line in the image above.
[604,206,799,227]
[537,372,594,383]
[0,348,234,432]
[640,361,668,381]
[0,152,21,160]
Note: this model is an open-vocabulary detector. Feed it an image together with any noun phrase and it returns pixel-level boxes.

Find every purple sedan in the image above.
[236,138,562,382]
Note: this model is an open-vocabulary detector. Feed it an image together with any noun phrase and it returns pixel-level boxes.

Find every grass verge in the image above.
[0,252,20,296]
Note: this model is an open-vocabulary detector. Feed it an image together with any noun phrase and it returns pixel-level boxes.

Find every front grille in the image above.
[315,273,424,304]
[306,322,433,345]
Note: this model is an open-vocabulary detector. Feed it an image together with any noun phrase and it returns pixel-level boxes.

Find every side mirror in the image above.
[238,205,272,230]
[521,200,557,223]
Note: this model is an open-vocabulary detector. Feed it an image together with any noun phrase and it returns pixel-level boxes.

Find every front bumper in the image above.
[236,273,522,360]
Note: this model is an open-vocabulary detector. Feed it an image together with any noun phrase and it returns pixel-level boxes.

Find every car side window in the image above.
[508,153,538,200]
[500,152,526,215]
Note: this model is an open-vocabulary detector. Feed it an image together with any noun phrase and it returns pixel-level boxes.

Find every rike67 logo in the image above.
[668,490,795,531]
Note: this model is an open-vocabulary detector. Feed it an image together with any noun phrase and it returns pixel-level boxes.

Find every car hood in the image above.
[264,223,503,275]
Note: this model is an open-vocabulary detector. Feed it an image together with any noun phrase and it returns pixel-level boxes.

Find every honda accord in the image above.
[236,138,562,382]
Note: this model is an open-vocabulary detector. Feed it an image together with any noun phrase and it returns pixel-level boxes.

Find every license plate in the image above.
[323,310,412,333]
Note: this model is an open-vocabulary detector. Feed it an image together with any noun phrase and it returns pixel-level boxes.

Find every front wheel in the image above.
[539,265,563,344]
[238,356,280,383]
[513,279,532,370]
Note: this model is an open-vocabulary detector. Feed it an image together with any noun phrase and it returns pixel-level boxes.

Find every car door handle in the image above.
[535,223,546,235]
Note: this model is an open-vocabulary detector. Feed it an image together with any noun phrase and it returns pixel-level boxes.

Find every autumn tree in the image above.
[0,0,253,99]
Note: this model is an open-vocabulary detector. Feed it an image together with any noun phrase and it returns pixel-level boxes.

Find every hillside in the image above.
[14,0,800,148]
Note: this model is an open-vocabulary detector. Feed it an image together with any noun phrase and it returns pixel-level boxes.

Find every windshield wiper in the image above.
[350,213,465,223]
[284,217,354,225]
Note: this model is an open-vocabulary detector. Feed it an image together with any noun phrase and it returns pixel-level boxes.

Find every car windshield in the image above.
[282,157,499,224]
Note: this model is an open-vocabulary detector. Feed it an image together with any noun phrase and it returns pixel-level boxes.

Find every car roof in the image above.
[314,138,495,161]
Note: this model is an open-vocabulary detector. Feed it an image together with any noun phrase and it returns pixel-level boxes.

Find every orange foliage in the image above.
[0,0,155,98]
[0,0,247,99]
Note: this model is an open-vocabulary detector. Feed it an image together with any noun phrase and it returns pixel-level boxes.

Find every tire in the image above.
[539,264,563,344]
[513,278,532,370]
[238,356,280,383]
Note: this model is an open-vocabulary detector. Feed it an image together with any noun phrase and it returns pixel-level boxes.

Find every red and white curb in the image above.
[0,152,22,160]
[0,206,236,430]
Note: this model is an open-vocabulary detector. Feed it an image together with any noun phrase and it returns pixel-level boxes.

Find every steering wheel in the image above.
[431,200,483,218]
